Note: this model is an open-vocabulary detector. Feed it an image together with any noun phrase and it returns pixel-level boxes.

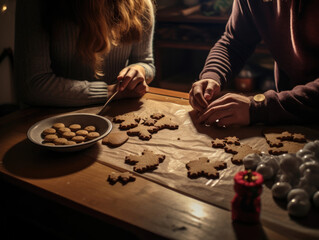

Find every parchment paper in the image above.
[81,98,319,237]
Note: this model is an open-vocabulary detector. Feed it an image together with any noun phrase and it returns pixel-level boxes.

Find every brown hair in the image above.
[72,0,155,77]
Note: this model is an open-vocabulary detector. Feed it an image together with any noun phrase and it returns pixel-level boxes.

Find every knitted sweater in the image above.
[200,0,319,124]
[14,0,155,107]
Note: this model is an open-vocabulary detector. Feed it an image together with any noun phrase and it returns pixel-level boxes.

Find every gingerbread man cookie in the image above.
[107,171,136,185]
[142,118,157,126]
[263,129,307,154]
[125,150,165,173]
[127,123,159,140]
[277,131,294,141]
[224,144,261,165]
[224,136,240,145]
[268,141,306,155]
[186,157,227,179]
[154,116,178,130]
[150,113,165,120]
[113,113,140,130]
[211,138,226,148]
[292,133,307,143]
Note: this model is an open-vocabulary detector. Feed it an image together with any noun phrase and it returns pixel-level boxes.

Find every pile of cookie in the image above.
[211,136,261,165]
[42,122,100,146]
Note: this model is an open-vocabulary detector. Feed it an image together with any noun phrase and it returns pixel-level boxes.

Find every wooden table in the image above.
[0,88,313,240]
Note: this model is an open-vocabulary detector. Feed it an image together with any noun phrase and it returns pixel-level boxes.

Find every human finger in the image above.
[204,80,220,101]
[198,103,233,124]
[216,115,238,128]
[205,93,236,110]
[117,68,136,91]
[189,88,205,112]
[134,80,148,95]
[126,72,145,91]
[192,83,208,109]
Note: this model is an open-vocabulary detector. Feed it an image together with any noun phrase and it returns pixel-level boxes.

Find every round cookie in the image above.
[84,125,96,132]
[44,134,58,143]
[86,132,100,140]
[72,135,85,143]
[43,142,55,146]
[102,131,129,147]
[58,127,71,135]
[69,124,81,132]
[76,129,89,137]
[53,137,68,145]
[52,123,65,129]
[65,140,77,145]
[62,131,76,139]
[42,128,56,136]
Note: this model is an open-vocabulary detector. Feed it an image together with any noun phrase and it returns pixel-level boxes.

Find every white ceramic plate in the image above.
[27,113,112,152]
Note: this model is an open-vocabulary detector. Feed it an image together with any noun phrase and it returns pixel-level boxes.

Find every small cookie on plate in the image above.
[69,124,82,132]
[52,123,65,130]
[42,128,56,136]
[76,129,89,137]
[65,140,77,145]
[84,125,96,132]
[62,131,76,139]
[53,137,68,145]
[71,135,85,143]
[43,134,58,143]
[86,132,100,140]
[102,131,129,147]
[57,127,71,135]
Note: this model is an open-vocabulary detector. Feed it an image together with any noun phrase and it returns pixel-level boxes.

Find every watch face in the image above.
[253,94,265,102]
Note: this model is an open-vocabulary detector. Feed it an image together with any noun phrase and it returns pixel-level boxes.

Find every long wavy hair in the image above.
[46,0,155,78]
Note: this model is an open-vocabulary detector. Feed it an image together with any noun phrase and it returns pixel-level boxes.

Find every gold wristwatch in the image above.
[253,94,265,103]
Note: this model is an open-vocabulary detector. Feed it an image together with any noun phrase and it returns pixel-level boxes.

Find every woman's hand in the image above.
[197,93,251,127]
[189,79,221,112]
[116,65,149,98]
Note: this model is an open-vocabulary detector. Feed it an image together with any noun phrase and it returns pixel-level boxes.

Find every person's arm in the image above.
[127,0,155,85]
[251,78,319,124]
[189,0,261,117]
[199,0,261,87]
[14,0,108,107]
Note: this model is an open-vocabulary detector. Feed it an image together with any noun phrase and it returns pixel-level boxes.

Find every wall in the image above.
[0,0,16,105]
